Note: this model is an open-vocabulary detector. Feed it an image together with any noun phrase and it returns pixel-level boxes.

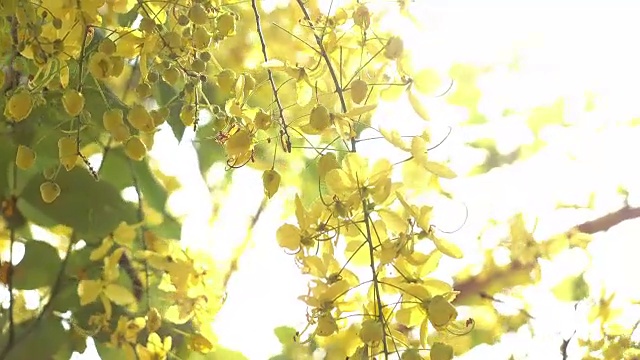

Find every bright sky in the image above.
[65,2,640,360]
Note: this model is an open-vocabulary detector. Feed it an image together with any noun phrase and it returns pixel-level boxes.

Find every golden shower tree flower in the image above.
[325,153,393,203]
[300,250,359,287]
[77,247,137,315]
[136,332,173,360]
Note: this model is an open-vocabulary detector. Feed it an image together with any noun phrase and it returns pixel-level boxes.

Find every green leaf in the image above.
[101,145,170,209]
[274,326,297,346]
[12,240,62,289]
[95,342,132,360]
[552,273,589,301]
[99,148,182,239]
[65,246,96,277]
[152,214,182,239]
[0,138,15,197]
[50,278,81,312]
[83,82,128,126]
[5,316,67,359]
[526,98,565,135]
[98,148,134,191]
[155,81,186,141]
[129,157,168,210]
[194,121,227,174]
[18,168,138,241]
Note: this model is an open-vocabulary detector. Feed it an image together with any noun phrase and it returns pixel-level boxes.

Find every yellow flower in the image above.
[136,332,172,360]
[301,251,359,287]
[110,316,146,346]
[325,153,392,202]
[78,248,137,312]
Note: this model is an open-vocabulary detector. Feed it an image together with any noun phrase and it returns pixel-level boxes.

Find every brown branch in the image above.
[574,206,640,234]
[453,205,640,305]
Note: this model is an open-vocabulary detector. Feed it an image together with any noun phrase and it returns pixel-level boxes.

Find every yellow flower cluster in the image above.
[276,149,471,357]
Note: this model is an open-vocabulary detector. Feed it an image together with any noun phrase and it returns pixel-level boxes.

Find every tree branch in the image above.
[453,205,640,304]
[294,0,356,152]
[251,0,292,153]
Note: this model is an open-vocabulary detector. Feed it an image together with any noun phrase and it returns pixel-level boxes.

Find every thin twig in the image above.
[251,0,291,153]
[362,198,389,359]
[222,198,267,290]
[128,159,151,310]
[294,0,355,152]
[4,14,21,351]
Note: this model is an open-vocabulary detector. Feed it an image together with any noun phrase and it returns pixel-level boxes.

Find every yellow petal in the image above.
[235,74,246,103]
[318,152,340,179]
[343,103,377,118]
[78,279,102,305]
[59,63,69,88]
[294,194,308,230]
[302,256,326,278]
[431,235,463,259]
[276,224,301,251]
[225,130,252,157]
[325,169,352,195]
[370,158,392,185]
[422,278,454,295]
[419,317,429,348]
[408,90,429,120]
[342,152,368,180]
[90,237,114,261]
[380,84,405,101]
[104,283,137,305]
[378,209,409,234]
[100,293,113,319]
[410,137,428,166]
[380,127,410,151]
[396,307,422,327]
[320,279,350,303]
[423,161,457,179]
[296,79,312,106]
[112,221,138,247]
[396,192,418,219]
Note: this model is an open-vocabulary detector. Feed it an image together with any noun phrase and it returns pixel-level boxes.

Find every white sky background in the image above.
[69,2,640,360]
